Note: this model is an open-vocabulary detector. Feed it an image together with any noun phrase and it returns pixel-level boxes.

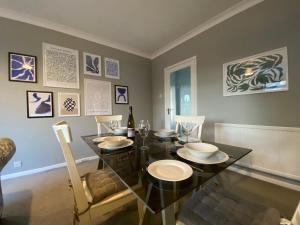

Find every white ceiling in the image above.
[0,0,263,58]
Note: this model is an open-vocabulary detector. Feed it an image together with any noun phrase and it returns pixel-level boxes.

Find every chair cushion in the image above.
[83,169,126,204]
[0,138,16,171]
[178,182,281,225]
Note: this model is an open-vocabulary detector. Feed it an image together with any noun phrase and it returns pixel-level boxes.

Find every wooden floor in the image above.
[1,159,299,225]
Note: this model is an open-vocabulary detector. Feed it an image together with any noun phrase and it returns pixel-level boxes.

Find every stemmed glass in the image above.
[138,120,150,150]
[181,122,195,143]
[109,120,118,134]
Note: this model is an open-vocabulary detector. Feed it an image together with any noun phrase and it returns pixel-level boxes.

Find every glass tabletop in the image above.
[82,131,252,214]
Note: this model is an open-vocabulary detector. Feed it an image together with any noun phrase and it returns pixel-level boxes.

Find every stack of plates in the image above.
[154,129,177,138]
[177,143,229,164]
[93,136,133,150]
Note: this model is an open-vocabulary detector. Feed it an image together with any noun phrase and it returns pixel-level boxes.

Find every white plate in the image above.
[147,160,193,181]
[178,136,201,143]
[154,132,177,138]
[92,136,106,143]
[158,129,175,135]
[177,148,229,164]
[98,139,133,150]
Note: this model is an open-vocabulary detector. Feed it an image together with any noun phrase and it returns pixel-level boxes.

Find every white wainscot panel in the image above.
[215,123,300,186]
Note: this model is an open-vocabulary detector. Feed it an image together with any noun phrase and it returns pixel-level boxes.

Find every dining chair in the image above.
[53,121,137,225]
[0,138,16,218]
[174,116,205,141]
[95,115,122,136]
[177,180,281,225]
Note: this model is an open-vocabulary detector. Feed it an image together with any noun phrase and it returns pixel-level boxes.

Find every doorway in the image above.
[164,56,197,129]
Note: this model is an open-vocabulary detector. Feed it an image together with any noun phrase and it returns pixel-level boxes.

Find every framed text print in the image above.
[84,79,112,116]
[43,43,79,89]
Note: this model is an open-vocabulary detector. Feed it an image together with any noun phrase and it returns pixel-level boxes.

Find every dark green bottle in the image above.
[127,106,135,137]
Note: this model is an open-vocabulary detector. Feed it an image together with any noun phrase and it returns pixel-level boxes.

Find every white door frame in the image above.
[164,56,197,129]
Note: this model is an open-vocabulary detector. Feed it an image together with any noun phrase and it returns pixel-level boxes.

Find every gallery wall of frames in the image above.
[8,43,130,119]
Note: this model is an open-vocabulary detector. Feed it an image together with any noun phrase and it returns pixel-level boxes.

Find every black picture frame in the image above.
[26,91,54,118]
[115,85,129,104]
[9,52,38,83]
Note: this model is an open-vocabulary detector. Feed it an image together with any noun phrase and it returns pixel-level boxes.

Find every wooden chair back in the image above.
[95,115,122,135]
[175,115,205,140]
[53,121,89,214]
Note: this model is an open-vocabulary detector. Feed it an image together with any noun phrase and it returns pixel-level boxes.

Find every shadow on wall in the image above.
[1,190,32,225]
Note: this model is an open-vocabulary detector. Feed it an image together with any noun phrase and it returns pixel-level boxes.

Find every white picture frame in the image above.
[58,92,80,117]
[83,52,101,76]
[43,43,79,89]
[223,47,288,96]
[104,57,120,79]
[84,79,112,116]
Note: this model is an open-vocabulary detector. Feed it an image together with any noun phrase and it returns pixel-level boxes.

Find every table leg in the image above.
[138,201,147,225]
[138,183,153,225]
[162,204,176,225]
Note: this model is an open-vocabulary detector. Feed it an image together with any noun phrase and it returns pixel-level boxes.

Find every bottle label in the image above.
[127,128,135,137]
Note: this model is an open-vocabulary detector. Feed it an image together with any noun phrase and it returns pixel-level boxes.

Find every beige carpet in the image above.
[1,159,299,225]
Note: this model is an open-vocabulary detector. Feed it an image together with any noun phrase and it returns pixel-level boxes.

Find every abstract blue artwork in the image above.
[115,85,128,104]
[105,58,120,79]
[83,52,101,76]
[9,52,37,83]
[27,91,53,118]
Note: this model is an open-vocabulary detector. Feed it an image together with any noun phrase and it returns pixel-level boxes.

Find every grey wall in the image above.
[152,0,300,141]
[0,18,152,175]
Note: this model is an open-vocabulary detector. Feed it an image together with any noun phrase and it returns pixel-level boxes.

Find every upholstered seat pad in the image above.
[84,169,127,204]
[0,138,16,171]
[178,182,280,225]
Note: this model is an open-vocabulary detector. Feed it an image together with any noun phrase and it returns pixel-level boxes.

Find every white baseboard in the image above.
[1,155,99,181]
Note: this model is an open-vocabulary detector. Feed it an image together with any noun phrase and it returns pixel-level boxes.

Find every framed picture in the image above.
[43,43,79,89]
[115,85,129,104]
[83,52,101,76]
[9,52,37,83]
[104,57,120,79]
[26,91,54,118]
[84,79,112,115]
[223,47,288,96]
[58,92,80,117]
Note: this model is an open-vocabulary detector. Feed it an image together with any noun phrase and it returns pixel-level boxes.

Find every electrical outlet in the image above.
[13,161,22,168]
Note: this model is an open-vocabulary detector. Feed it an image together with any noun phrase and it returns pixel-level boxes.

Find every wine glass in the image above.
[181,122,195,143]
[138,120,150,150]
[109,120,118,134]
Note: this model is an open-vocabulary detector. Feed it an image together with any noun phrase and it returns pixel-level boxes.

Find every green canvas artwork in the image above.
[223,47,288,96]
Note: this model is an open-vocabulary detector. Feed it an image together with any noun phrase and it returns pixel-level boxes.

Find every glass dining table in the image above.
[82,131,252,225]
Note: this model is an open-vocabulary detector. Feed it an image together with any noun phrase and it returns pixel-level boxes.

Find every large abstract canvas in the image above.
[223,47,288,96]
[9,52,37,83]
[58,92,80,117]
[43,43,79,89]
[83,52,101,76]
[27,91,54,118]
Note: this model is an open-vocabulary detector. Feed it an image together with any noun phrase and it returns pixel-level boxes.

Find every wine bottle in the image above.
[127,106,135,138]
